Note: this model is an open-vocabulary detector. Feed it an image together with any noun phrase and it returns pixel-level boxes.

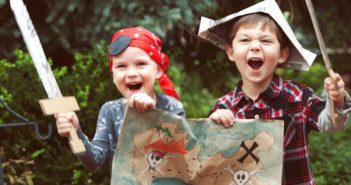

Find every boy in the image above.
[55,26,185,172]
[198,0,351,184]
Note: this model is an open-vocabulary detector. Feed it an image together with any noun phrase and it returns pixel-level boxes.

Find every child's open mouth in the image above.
[127,83,142,91]
[248,58,263,70]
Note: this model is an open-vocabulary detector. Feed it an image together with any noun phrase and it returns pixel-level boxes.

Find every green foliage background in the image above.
[0,0,350,184]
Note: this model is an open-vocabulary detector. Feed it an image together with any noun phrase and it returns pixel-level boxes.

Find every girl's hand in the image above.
[127,92,156,113]
[54,112,79,137]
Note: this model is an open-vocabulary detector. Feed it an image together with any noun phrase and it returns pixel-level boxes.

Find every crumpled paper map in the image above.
[111,108,283,185]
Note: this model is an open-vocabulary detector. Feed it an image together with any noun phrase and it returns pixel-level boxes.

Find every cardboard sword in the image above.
[305,0,339,126]
[10,0,86,155]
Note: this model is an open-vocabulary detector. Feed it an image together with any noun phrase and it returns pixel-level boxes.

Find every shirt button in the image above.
[254,115,259,119]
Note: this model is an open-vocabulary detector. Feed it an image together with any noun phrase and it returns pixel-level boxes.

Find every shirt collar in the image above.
[266,74,282,97]
[232,74,283,107]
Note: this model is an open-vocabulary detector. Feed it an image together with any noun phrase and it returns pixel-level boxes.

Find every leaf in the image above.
[31,149,45,159]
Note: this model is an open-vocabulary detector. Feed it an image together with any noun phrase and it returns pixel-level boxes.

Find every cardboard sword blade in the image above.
[10,0,86,155]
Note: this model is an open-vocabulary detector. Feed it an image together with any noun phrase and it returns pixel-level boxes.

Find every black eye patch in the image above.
[108,35,132,55]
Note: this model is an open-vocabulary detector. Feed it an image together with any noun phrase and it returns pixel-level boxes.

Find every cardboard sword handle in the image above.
[39,96,86,155]
[68,125,86,156]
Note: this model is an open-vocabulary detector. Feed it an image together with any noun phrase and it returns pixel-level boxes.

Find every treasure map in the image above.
[111,108,284,185]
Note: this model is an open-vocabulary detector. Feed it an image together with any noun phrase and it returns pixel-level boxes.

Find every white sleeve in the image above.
[317,91,351,132]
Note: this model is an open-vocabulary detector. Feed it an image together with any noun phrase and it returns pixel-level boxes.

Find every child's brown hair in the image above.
[227,13,288,49]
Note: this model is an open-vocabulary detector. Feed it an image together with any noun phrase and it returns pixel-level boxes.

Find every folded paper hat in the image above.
[198,0,316,71]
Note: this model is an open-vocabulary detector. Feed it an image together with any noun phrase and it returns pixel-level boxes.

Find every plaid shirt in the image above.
[211,74,325,185]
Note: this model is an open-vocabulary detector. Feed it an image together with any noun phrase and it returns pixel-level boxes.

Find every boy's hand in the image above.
[324,73,345,108]
[128,92,156,113]
[209,109,235,128]
[55,112,79,137]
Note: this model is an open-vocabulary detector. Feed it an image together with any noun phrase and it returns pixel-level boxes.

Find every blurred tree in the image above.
[1,0,350,75]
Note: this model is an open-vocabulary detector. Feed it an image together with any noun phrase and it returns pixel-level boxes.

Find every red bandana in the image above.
[108,26,180,100]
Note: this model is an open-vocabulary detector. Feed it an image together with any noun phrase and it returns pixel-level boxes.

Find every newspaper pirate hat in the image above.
[198,0,316,71]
